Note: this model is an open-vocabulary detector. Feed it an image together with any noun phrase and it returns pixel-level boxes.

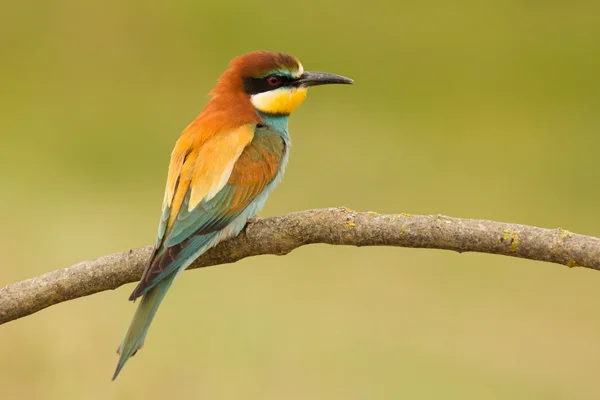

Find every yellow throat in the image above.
[250,87,308,114]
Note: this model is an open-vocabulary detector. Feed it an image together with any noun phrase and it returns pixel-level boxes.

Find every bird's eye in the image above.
[266,75,280,86]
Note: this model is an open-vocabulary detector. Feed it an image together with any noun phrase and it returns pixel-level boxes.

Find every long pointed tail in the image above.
[113,273,176,380]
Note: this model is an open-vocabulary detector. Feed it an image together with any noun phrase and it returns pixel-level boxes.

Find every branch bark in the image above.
[1,207,599,325]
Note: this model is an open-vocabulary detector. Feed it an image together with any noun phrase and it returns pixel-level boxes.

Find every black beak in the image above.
[295,71,353,87]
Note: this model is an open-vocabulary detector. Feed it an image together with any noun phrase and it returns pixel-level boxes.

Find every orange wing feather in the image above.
[226,134,282,211]
[188,125,254,210]
[162,124,255,232]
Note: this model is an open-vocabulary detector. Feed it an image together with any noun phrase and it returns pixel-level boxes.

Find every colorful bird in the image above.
[113,51,352,379]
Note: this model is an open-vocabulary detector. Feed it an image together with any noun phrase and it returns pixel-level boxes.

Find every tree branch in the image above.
[1,207,599,325]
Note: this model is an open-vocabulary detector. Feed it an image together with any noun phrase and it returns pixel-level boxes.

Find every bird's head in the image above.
[211,51,353,115]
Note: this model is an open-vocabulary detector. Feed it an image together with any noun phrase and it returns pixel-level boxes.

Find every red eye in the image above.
[267,75,280,85]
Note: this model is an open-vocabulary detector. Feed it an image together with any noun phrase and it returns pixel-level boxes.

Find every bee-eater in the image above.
[113,51,352,379]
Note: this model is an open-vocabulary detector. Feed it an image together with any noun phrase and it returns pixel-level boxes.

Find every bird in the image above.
[113,51,352,379]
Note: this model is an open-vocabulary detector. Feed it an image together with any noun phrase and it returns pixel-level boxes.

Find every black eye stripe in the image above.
[243,75,294,95]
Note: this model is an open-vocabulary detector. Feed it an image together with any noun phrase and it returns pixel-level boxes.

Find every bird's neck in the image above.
[256,111,290,137]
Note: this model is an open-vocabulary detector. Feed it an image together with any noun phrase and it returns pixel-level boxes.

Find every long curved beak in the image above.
[295,71,354,87]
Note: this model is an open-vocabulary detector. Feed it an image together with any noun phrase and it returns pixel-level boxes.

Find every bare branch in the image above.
[1,207,599,325]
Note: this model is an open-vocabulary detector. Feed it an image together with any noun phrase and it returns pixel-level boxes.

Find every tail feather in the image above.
[112,272,177,380]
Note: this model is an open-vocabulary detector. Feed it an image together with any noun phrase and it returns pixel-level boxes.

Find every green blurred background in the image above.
[1,0,600,398]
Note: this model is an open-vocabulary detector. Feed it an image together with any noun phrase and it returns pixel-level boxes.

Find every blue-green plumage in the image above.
[113,273,176,380]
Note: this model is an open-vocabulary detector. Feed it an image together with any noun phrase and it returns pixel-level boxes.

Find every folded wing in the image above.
[130,124,285,300]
